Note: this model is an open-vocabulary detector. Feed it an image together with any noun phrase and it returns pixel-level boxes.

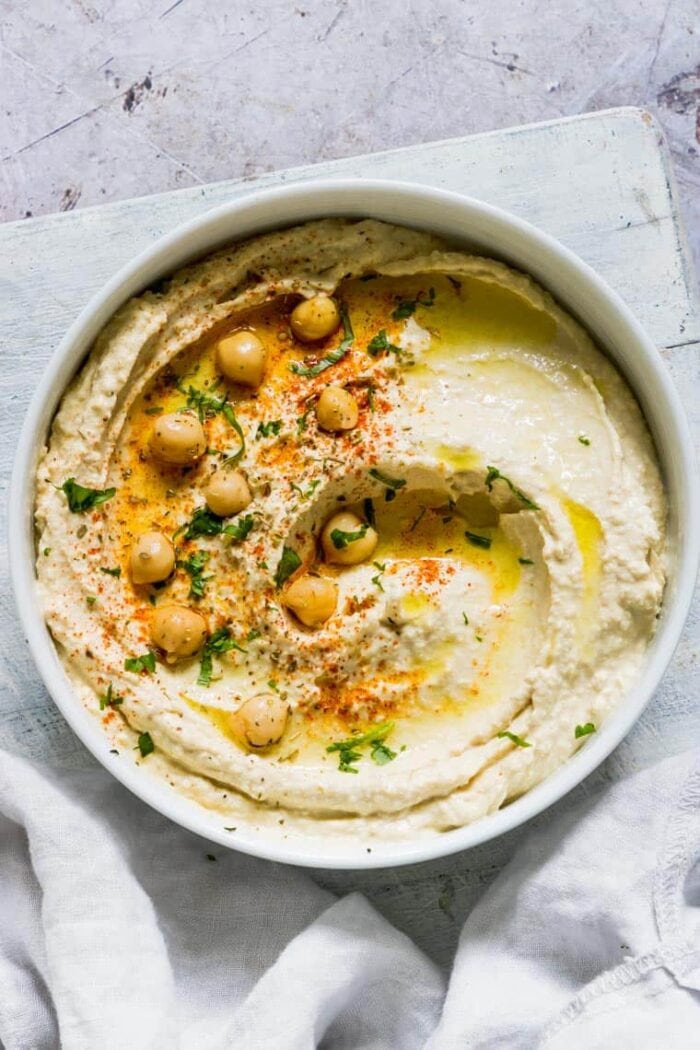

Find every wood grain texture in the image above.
[0,109,697,969]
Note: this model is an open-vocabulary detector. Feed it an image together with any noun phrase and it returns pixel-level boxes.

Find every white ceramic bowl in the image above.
[10,180,699,869]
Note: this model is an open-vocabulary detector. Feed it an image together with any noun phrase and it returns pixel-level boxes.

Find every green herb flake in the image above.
[296,409,311,433]
[330,524,368,550]
[86,595,97,607]
[144,406,163,416]
[177,550,211,600]
[274,546,302,588]
[391,287,436,320]
[326,721,397,773]
[256,420,282,439]
[363,497,376,528]
[367,329,402,357]
[197,627,247,687]
[497,730,532,748]
[485,466,539,510]
[519,557,534,565]
[137,731,155,758]
[178,382,246,465]
[182,505,225,541]
[222,515,255,542]
[100,566,122,578]
[268,679,279,692]
[462,612,469,625]
[578,434,591,446]
[368,467,406,503]
[465,530,492,549]
[99,683,123,711]
[289,309,354,378]
[124,651,157,675]
[61,478,116,514]
[43,547,51,557]
[371,561,386,591]
[246,627,262,642]
[575,722,596,738]
[290,479,321,501]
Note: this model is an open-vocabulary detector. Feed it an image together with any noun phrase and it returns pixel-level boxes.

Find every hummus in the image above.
[35,219,666,844]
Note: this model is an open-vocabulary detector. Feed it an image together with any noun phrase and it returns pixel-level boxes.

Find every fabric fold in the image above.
[1,745,699,1049]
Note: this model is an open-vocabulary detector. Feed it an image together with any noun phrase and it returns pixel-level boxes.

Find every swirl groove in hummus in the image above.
[35,219,666,843]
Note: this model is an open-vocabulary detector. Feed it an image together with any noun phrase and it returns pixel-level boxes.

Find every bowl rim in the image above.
[9,177,699,870]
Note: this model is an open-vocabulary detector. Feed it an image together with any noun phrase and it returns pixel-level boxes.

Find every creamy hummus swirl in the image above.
[35,219,666,843]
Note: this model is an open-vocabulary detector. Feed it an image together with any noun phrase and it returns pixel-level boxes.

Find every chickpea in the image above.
[316,386,359,433]
[284,575,338,627]
[150,413,206,466]
[234,692,289,749]
[130,531,175,585]
[203,468,252,517]
[150,605,207,663]
[290,295,341,343]
[321,511,378,566]
[216,330,266,388]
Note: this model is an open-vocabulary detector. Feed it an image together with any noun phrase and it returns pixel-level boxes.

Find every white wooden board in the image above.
[1,106,697,968]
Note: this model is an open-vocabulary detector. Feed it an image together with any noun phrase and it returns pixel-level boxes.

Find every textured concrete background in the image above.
[1,0,699,269]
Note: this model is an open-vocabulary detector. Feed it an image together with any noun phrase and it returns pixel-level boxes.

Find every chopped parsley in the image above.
[289,308,354,377]
[137,731,154,758]
[178,382,246,465]
[371,561,386,590]
[575,722,596,738]
[465,530,492,549]
[368,467,406,503]
[274,546,302,588]
[61,478,116,514]
[330,524,368,550]
[326,721,397,773]
[177,550,211,599]
[100,566,121,578]
[256,420,282,439]
[296,408,312,433]
[86,595,97,607]
[99,683,123,711]
[246,627,262,642]
[178,382,223,421]
[197,627,246,687]
[181,506,225,540]
[578,435,591,446]
[43,547,51,556]
[462,612,469,625]
[485,466,539,510]
[124,651,157,674]
[519,557,534,565]
[144,406,163,416]
[222,514,255,542]
[363,498,376,528]
[391,287,435,320]
[367,329,402,357]
[497,730,532,748]
[291,479,321,500]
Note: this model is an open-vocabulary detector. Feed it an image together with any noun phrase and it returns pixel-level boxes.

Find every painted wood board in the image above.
[1,106,697,968]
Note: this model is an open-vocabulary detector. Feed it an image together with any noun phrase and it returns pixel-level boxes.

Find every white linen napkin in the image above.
[0,744,698,1049]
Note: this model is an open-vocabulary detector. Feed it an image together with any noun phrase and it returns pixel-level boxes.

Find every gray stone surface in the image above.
[2,0,699,268]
